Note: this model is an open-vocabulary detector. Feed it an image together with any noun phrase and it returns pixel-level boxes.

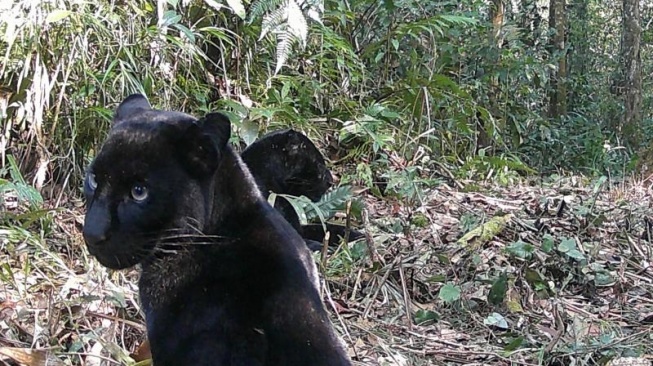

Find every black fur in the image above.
[83,95,351,365]
[242,130,364,250]
[241,129,333,203]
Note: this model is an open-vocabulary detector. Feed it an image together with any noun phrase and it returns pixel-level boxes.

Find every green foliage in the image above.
[305,186,356,221]
[487,273,508,305]
[520,114,631,174]
[413,309,440,325]
[459,213,480,234]
[249,0,324,74]
[505,240,535,260]
[379,165,436,204]
[1,0,228,190]
[438,283,461,304]
[541,234,555,253]
[268,185,356,228]
[0,156,43,208]
[557,237,586,261]
[2,0,651,197]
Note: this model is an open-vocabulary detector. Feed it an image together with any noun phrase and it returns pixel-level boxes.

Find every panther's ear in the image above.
[114,94,151,123]
[198,112,231,151]
[178,113,231,177]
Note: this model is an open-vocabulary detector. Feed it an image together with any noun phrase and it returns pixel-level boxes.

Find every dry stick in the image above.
[544,301,564,354]
[349,268,363,302]
[397,255,412,330]
[343,200,352,244]
[363,257,400,319]
[320,231,331,269]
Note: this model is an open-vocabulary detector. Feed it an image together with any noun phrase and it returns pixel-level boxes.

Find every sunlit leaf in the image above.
[46,10,71,23]
[226,0,246,19]
[484,312,508,329]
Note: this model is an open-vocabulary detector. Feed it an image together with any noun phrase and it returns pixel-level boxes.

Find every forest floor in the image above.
[2,174,653,365]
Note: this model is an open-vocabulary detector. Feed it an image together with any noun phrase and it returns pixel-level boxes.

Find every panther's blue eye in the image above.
[87,173,98,190]
[131,184,149,202]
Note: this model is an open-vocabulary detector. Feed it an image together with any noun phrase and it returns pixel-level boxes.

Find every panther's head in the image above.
[82,95,230,269]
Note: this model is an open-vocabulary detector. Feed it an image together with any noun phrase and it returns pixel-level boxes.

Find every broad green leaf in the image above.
[557,237,577,253]
[488,273,508,305]
[594,271,614,286]
[240,119,259,147]
[161,10,181,27]
[173,23,195,42]
[541,234,555,253]
[505,240,535,259]
[503,336,525,351]
[426,274,447,283]
[484,312,508,329]
[592,176,607,194]
[304,186,353,221]
[438,283,461,303]
[566,249,586,261]
[524,268,547,289]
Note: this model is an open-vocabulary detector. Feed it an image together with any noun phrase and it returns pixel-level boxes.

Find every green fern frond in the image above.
[275,31,296,74]
[285,0,308,47]
[249,0,323,74]
[248,0,286,23]
[304,186,354,221]
[0,156,43,208]
[270,186,354,223]
[260,5,288,40]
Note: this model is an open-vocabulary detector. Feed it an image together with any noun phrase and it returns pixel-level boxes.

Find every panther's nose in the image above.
[83,228,107,247]
[83,204,111,247]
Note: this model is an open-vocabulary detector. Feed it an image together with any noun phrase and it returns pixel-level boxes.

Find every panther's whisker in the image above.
[162,242,231,246]
[155,248,181,255]
[158,233,231,240]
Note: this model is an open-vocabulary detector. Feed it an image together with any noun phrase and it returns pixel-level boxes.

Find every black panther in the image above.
[242,130,364,250]
[82,94,351,365]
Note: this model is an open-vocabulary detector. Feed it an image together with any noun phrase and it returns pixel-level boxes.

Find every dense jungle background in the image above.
[1,0,653,365]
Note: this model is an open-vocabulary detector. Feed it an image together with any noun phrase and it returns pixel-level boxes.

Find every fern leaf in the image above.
[260,5,287,40]
[251,0,323,74]
[248,0,285,23]
[304,186,353,221]
[274,31,295,74]
[286,0,308,47]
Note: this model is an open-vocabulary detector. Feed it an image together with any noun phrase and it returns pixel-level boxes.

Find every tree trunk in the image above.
[620,0,642,147]
[476,0,505,152]
[548,0,567,118]
[490,0,504,40]
[567,0,588,111]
